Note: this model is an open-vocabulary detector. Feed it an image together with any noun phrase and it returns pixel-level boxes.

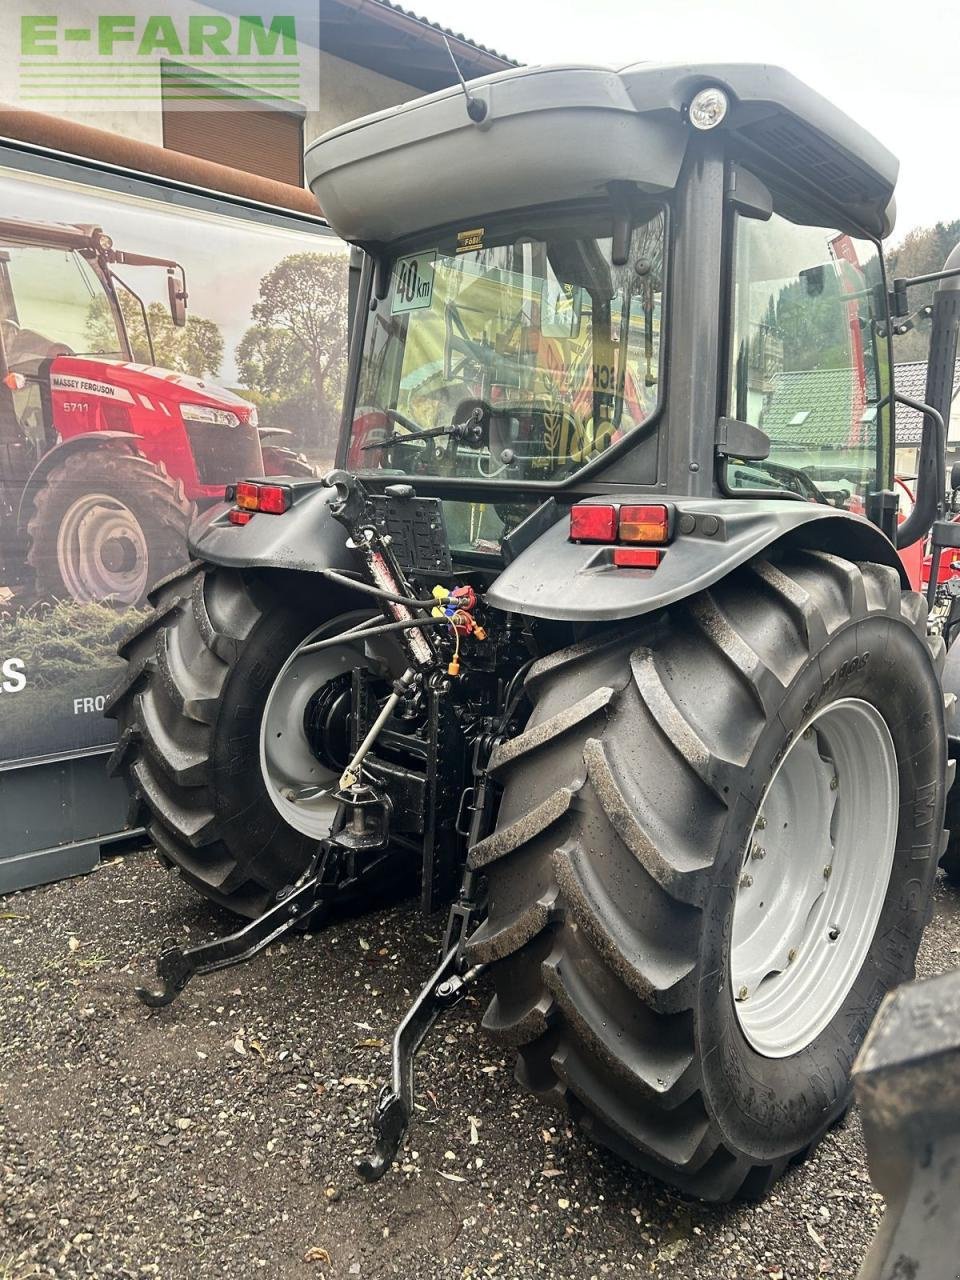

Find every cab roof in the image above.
[0,218,100,251]
[306,61,898,246]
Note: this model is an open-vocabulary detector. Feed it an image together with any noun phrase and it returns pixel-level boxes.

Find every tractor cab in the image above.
[305,62,922,574]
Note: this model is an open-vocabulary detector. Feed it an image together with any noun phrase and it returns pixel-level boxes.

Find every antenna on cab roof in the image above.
[441,35,488,124]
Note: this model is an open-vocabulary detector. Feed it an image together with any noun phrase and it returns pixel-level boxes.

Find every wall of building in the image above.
[1,1,424,170]
[896,395,960,481]
[308,49,419,140]
[0,52,420,154]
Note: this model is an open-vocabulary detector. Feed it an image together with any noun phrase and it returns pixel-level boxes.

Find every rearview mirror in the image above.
[801,265,825,297]
[167,267,187,328]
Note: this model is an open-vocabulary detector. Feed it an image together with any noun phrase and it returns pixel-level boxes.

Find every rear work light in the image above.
[569,503,670,545]
[234,480,292,515]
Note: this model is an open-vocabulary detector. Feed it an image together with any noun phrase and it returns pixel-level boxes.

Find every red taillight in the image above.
[234,480,292,515]
[618,504,669,544]
[235,481,260,511]
[612,546,662,568]
[569,504,618,543]
[257,484,292,515]
[229,509,254,525]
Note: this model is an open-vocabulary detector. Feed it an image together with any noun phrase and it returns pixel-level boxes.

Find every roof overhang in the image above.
[319,0,517,92]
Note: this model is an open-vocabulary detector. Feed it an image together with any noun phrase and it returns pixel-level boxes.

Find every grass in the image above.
[0,598,146,761]
[0,599,143,688]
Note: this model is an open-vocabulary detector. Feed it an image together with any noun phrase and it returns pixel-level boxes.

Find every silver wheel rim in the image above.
[259,617,381,839]
[730,697,899,1058]
[56,492,149,604]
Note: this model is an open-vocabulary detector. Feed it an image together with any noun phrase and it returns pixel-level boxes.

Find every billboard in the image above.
[0,156,348,766]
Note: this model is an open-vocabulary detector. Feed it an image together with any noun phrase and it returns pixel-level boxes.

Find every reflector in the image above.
[612,547,662,568]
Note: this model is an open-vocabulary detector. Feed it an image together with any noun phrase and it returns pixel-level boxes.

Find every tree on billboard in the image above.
[236,252,348,455]
[86,294,224,377]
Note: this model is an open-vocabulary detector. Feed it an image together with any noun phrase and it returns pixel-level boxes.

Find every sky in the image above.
[427,0,953,241]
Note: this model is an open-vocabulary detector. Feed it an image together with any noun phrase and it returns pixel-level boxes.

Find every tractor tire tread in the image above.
[468,552,944,1199]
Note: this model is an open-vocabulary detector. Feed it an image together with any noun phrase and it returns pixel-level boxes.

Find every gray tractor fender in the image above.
[17,430,144,533]
[188,481,358,575]
[484,497,908,621]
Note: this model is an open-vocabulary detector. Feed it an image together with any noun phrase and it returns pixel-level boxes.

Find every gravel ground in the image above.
[1,850,958,1280]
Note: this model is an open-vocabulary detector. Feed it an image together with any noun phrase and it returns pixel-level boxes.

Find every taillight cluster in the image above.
[568,503,671,569]
[227,480,293,525]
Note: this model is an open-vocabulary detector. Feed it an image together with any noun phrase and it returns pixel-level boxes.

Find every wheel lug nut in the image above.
[823,865,832,880]
[751,843,765,861]
[788,948,797,963]
[739,873,753,889]
[803,727,813,740]
[755,815,766,830]
[736,986,749,1001]
[830,775,839,791]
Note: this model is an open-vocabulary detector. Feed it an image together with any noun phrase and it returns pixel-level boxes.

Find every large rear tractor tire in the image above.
[466,551,946,1200]
[106,561,404,917]
[27,447,193,607]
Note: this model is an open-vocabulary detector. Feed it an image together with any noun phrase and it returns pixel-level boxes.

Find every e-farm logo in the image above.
[18,10,301,104]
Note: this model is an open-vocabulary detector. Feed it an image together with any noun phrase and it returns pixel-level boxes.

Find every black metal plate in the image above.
[366,494,452,573]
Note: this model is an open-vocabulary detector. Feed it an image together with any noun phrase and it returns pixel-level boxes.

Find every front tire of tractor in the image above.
[106,561,404,918]
[467,552,946,1201]
[26,447,193,607]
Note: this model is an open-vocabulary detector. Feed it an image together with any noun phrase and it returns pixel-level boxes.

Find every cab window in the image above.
[728,211,890,511]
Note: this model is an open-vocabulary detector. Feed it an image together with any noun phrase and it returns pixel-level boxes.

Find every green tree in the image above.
[235,252,348,454]
[86,292,224,377]
[887,220,960,361]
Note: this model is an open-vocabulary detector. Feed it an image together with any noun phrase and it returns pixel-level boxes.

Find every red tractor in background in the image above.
[0,218,311,607]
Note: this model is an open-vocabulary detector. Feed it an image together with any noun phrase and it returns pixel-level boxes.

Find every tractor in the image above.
[0,218,310,607]
[108,61,960,1201]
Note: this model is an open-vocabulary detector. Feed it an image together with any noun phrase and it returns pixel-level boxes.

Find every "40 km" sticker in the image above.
[391,251,436,314]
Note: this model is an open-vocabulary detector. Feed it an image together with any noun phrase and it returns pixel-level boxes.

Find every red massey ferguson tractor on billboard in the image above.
[0,218,311,606]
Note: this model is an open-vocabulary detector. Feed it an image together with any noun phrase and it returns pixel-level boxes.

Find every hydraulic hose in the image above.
[298,614,452,656]
[317,567,439,610]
